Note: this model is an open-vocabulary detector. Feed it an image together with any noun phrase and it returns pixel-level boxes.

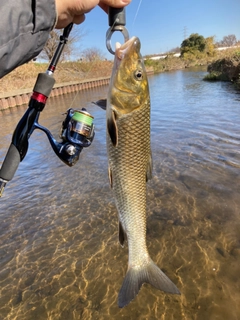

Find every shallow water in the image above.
[0,68,240,320]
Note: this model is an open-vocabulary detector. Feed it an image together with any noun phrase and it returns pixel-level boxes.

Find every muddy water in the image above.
[0,68,240,320]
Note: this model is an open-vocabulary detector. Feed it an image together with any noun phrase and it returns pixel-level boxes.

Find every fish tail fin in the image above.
[118,259,180,308]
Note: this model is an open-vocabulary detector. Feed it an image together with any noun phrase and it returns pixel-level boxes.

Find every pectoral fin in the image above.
[107,110,118,147]
[146,150,153,182]
[119,221,125,247]
[108,166,113,188]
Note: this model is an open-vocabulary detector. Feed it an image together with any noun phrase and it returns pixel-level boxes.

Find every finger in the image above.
[73,14,86,25]
[99,0,131,13]
[98,3,108,13]
[100,0,131,7]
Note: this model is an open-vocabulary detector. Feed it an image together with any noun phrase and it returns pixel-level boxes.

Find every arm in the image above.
[0,0,131,78]
[0,0,56,78]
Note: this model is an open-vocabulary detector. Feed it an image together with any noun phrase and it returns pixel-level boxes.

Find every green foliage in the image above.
[144,58,165,72]
[181,33,206,56]
[180,33,216,63]
[144,56,186,73]
[203,72,222,81]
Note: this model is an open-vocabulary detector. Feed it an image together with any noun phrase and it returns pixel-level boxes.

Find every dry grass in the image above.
[0,60,113,94]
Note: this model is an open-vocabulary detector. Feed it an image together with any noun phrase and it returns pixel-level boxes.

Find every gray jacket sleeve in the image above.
[0,0,57,78]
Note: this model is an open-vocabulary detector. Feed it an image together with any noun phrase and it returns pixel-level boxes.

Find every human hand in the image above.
[55,0,131,29]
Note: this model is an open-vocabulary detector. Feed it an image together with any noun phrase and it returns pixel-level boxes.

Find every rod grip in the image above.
[0,144,20,181]
[33,73,55,97]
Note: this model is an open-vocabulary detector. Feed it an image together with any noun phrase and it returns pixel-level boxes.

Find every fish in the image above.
[105,36,180,308]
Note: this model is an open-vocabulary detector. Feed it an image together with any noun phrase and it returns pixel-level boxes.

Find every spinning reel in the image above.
[36,107,94,167]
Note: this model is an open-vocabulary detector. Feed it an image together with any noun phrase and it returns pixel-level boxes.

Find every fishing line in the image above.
[69,10,120,110]
[68,30,111,109]
[69,8,126,110]
[106,15,118,43]
[132,0,143,28]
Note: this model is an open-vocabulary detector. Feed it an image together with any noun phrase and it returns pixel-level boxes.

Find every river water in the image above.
[0,68,240,320]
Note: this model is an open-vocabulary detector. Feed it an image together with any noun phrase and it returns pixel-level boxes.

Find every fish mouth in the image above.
[115,36,140,60]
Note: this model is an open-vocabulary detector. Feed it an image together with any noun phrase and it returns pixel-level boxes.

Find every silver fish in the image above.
[106,36,180,308]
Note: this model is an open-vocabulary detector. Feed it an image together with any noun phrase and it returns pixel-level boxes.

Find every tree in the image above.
[205,36,215,56]
[80,47,105,62]
[218,34,237,47]
[180,33,206,56]
[39,30,61,61]
[39,26,86,62]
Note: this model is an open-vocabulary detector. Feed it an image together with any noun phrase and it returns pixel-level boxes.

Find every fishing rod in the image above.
[0,24,95,196]
[0,7,129,197]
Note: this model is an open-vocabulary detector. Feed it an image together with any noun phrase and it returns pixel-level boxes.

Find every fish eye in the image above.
[134,69,143,81]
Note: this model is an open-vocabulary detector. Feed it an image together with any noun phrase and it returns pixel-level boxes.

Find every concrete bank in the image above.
[0,77,110,110]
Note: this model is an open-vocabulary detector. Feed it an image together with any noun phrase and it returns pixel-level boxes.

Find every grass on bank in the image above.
[0,60,113,94]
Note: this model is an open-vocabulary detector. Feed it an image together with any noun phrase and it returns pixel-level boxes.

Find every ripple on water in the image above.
[0,73,240,319]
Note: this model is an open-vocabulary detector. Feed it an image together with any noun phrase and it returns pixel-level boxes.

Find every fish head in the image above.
[110,36,149,116]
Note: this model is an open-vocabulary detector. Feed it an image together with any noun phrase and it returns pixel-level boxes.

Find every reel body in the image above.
[37,108,95,167]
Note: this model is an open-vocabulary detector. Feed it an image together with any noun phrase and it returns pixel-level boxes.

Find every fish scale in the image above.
[108,101,150,262]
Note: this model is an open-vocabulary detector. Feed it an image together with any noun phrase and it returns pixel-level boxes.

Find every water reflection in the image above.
[0,69,240,319]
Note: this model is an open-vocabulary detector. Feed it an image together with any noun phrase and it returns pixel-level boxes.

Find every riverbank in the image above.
[0,60,154,110]
[0,60,113,109]
[0,77,111,110]
[1,47,239,110]
[144,47,240,81]
[204,52,240,87]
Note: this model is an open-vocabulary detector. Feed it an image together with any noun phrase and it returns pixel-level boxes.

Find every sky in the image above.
[73,0,240,60]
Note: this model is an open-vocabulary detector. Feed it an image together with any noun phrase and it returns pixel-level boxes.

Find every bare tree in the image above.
[217,34,237,47]
[38,25,86,62]
[80,47,105,62]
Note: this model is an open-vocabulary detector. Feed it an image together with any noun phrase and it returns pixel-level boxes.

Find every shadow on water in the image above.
[0,69,240,319]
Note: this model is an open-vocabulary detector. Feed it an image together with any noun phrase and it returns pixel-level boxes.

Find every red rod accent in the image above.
[31,92,48,104]
[48,65,56,72]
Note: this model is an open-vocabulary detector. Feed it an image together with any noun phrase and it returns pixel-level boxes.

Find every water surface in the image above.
[0,68,240,319]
